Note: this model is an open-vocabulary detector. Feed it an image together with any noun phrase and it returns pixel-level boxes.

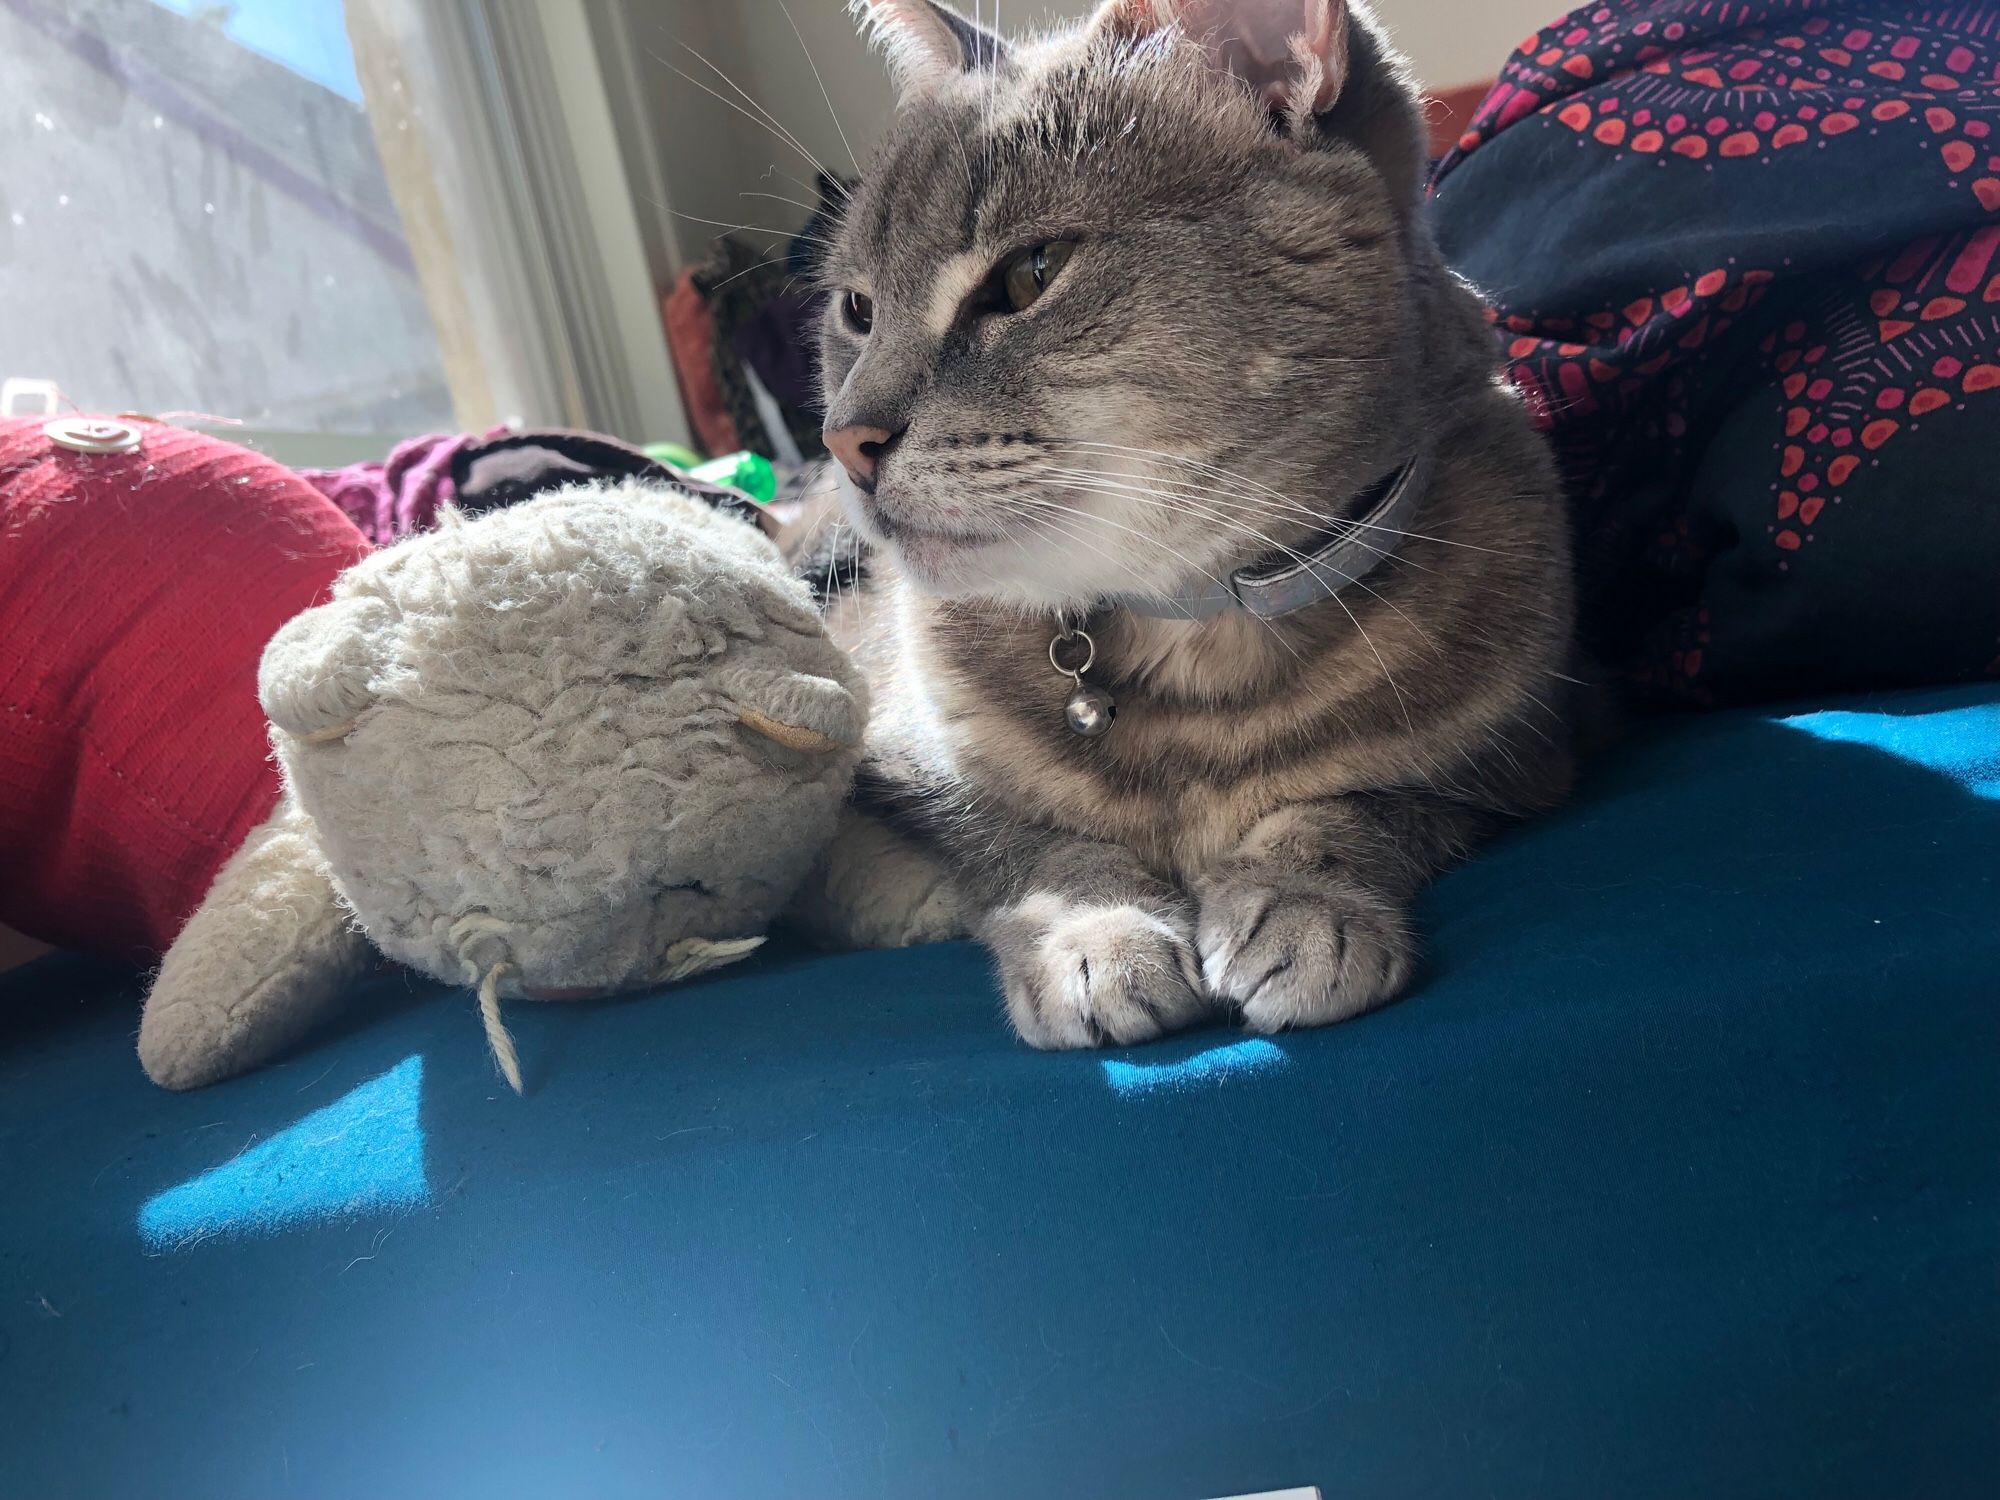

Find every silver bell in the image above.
[1064,682,1116,738]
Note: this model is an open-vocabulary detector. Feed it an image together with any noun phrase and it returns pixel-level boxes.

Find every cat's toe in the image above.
[987,895,1208,1049]
[1194,875,1413,1034]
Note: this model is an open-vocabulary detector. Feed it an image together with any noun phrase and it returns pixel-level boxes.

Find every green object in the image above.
[642,441,702,472]
[690,450,777,505]
[643,443,779,506]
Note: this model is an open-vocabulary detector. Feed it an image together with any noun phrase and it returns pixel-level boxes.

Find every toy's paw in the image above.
[986,894,1210,1049]
[1193,873,1413,1034]
[138,1001,256,1092]
[138,796,371,1090]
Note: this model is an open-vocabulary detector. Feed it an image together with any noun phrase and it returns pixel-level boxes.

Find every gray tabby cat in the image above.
[793,0,1574,1047]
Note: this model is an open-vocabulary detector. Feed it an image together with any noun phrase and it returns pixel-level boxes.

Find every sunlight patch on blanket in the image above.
[1102,1038,1287,1097]
[138,1055,428,1251]
[1780,700,2000,799]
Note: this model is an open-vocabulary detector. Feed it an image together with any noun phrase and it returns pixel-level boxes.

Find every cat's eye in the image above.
[1001,241,1075,313]
[842,290,875,335]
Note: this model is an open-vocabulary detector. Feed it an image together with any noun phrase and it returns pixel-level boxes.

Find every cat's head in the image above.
[818,0,1431,609]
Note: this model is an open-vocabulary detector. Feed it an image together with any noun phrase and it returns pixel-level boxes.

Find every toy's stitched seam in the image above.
[0,700,245,852]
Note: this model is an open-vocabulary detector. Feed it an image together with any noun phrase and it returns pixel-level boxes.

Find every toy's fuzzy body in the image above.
[140,479,867,1090]
[273,481,867,996]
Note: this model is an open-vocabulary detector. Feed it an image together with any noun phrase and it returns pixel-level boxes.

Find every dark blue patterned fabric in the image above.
[1431,2,2000,707]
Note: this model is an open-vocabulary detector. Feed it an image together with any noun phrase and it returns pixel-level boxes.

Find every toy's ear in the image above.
[729,669,867,757]
[661,936,766,982]
[259,595,400,743]
[140,796,372,1090]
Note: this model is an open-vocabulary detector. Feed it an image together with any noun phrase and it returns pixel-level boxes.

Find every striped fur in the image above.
[796,2,1577,1047]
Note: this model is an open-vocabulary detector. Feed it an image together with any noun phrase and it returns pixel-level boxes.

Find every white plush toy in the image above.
[137,479,867,1093]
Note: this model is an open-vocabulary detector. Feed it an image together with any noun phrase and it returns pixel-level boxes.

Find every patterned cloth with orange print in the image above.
[1431,1,2000,709]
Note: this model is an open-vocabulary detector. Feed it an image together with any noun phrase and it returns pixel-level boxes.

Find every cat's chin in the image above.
[886,528,991,593]
[875,514,1192,612]
[885,536,1075,610]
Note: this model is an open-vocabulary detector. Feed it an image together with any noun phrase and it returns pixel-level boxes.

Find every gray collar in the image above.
[1112,449,1432,621]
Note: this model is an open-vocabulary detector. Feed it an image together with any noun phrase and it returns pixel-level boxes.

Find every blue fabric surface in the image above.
[3,686,1997,1499]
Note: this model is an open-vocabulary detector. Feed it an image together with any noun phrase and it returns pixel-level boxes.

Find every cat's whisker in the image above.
[1008,489,1230,596]
[1041,446,1338,527]
[1043,439,1295,503]
[1012,509,1171,614]
[672,35,842,188]
[766,164,838,209]
[1053,452,1434,721]
[1043,444,1528,559]
[701,245,798,295]
[822,514,844,608]
[1024,521,1240,642]
[1026,475,1442,664]
[950,124,976,198]
[1181,511,1447,659]
[648,43,844,195]
[978,1,996,181]
[738,189,827,218]
[1326,586,1418,733]
[669,207,834,246]
[1007,486,1306,661]
[1034,465,1433,579]
[1047,479,1446,656]
[1005,489,1243,608]
[776,0,860,175]
[1032,463,1350,539]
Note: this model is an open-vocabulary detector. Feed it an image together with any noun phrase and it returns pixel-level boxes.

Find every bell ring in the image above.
[1064,682,1117,738]
[1050,619,1116,738]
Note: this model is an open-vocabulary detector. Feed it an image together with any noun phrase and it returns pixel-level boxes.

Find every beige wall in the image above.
[1380,0,1553,90]
[603,0,1551,268]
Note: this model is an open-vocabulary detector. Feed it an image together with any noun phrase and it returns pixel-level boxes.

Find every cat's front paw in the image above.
[1193,874,1413,1034]
[985,894,1209,1049]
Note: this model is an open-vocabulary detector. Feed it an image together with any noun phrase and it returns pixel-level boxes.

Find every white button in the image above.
[44,416,143,455]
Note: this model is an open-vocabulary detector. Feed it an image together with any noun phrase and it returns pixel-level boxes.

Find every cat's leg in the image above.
[1192,794,1493,1034]
[976,831,1211,1049]
[787,808,968,950]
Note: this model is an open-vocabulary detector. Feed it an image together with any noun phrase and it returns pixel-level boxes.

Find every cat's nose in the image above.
[823,421,903,491]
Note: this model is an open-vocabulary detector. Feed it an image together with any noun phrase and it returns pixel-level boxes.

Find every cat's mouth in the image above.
[859,498,1005,583]
[870,505,1001,549]
[887,528,999,588]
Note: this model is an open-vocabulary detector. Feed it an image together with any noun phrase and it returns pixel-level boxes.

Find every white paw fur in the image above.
[1193,874,1413,1034]
[985,894,1210,1049]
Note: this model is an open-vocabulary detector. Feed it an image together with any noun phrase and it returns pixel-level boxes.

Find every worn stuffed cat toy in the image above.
[139,479,867,1092]
[795,0,1576,1046]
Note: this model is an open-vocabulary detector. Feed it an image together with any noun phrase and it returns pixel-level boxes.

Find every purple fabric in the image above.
[299,428,505,547]
[731,293,823,416]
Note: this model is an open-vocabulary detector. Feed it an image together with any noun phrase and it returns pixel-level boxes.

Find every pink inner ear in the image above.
[1101,0,1349,114]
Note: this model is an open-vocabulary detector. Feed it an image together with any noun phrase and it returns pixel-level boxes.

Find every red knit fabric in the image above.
[662,272,740,457]
[0,417,372,961]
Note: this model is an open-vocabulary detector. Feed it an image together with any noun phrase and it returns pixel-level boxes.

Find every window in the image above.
[1,0,451,437]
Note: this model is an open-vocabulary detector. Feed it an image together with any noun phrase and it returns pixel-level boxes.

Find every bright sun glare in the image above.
[138,1055,430,1252]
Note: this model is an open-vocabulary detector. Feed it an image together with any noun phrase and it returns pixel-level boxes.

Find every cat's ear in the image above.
[1093,0,1351,119]
[852,1,1009,102]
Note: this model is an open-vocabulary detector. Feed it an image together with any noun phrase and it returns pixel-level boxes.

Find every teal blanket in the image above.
[3,685,1996,1498]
